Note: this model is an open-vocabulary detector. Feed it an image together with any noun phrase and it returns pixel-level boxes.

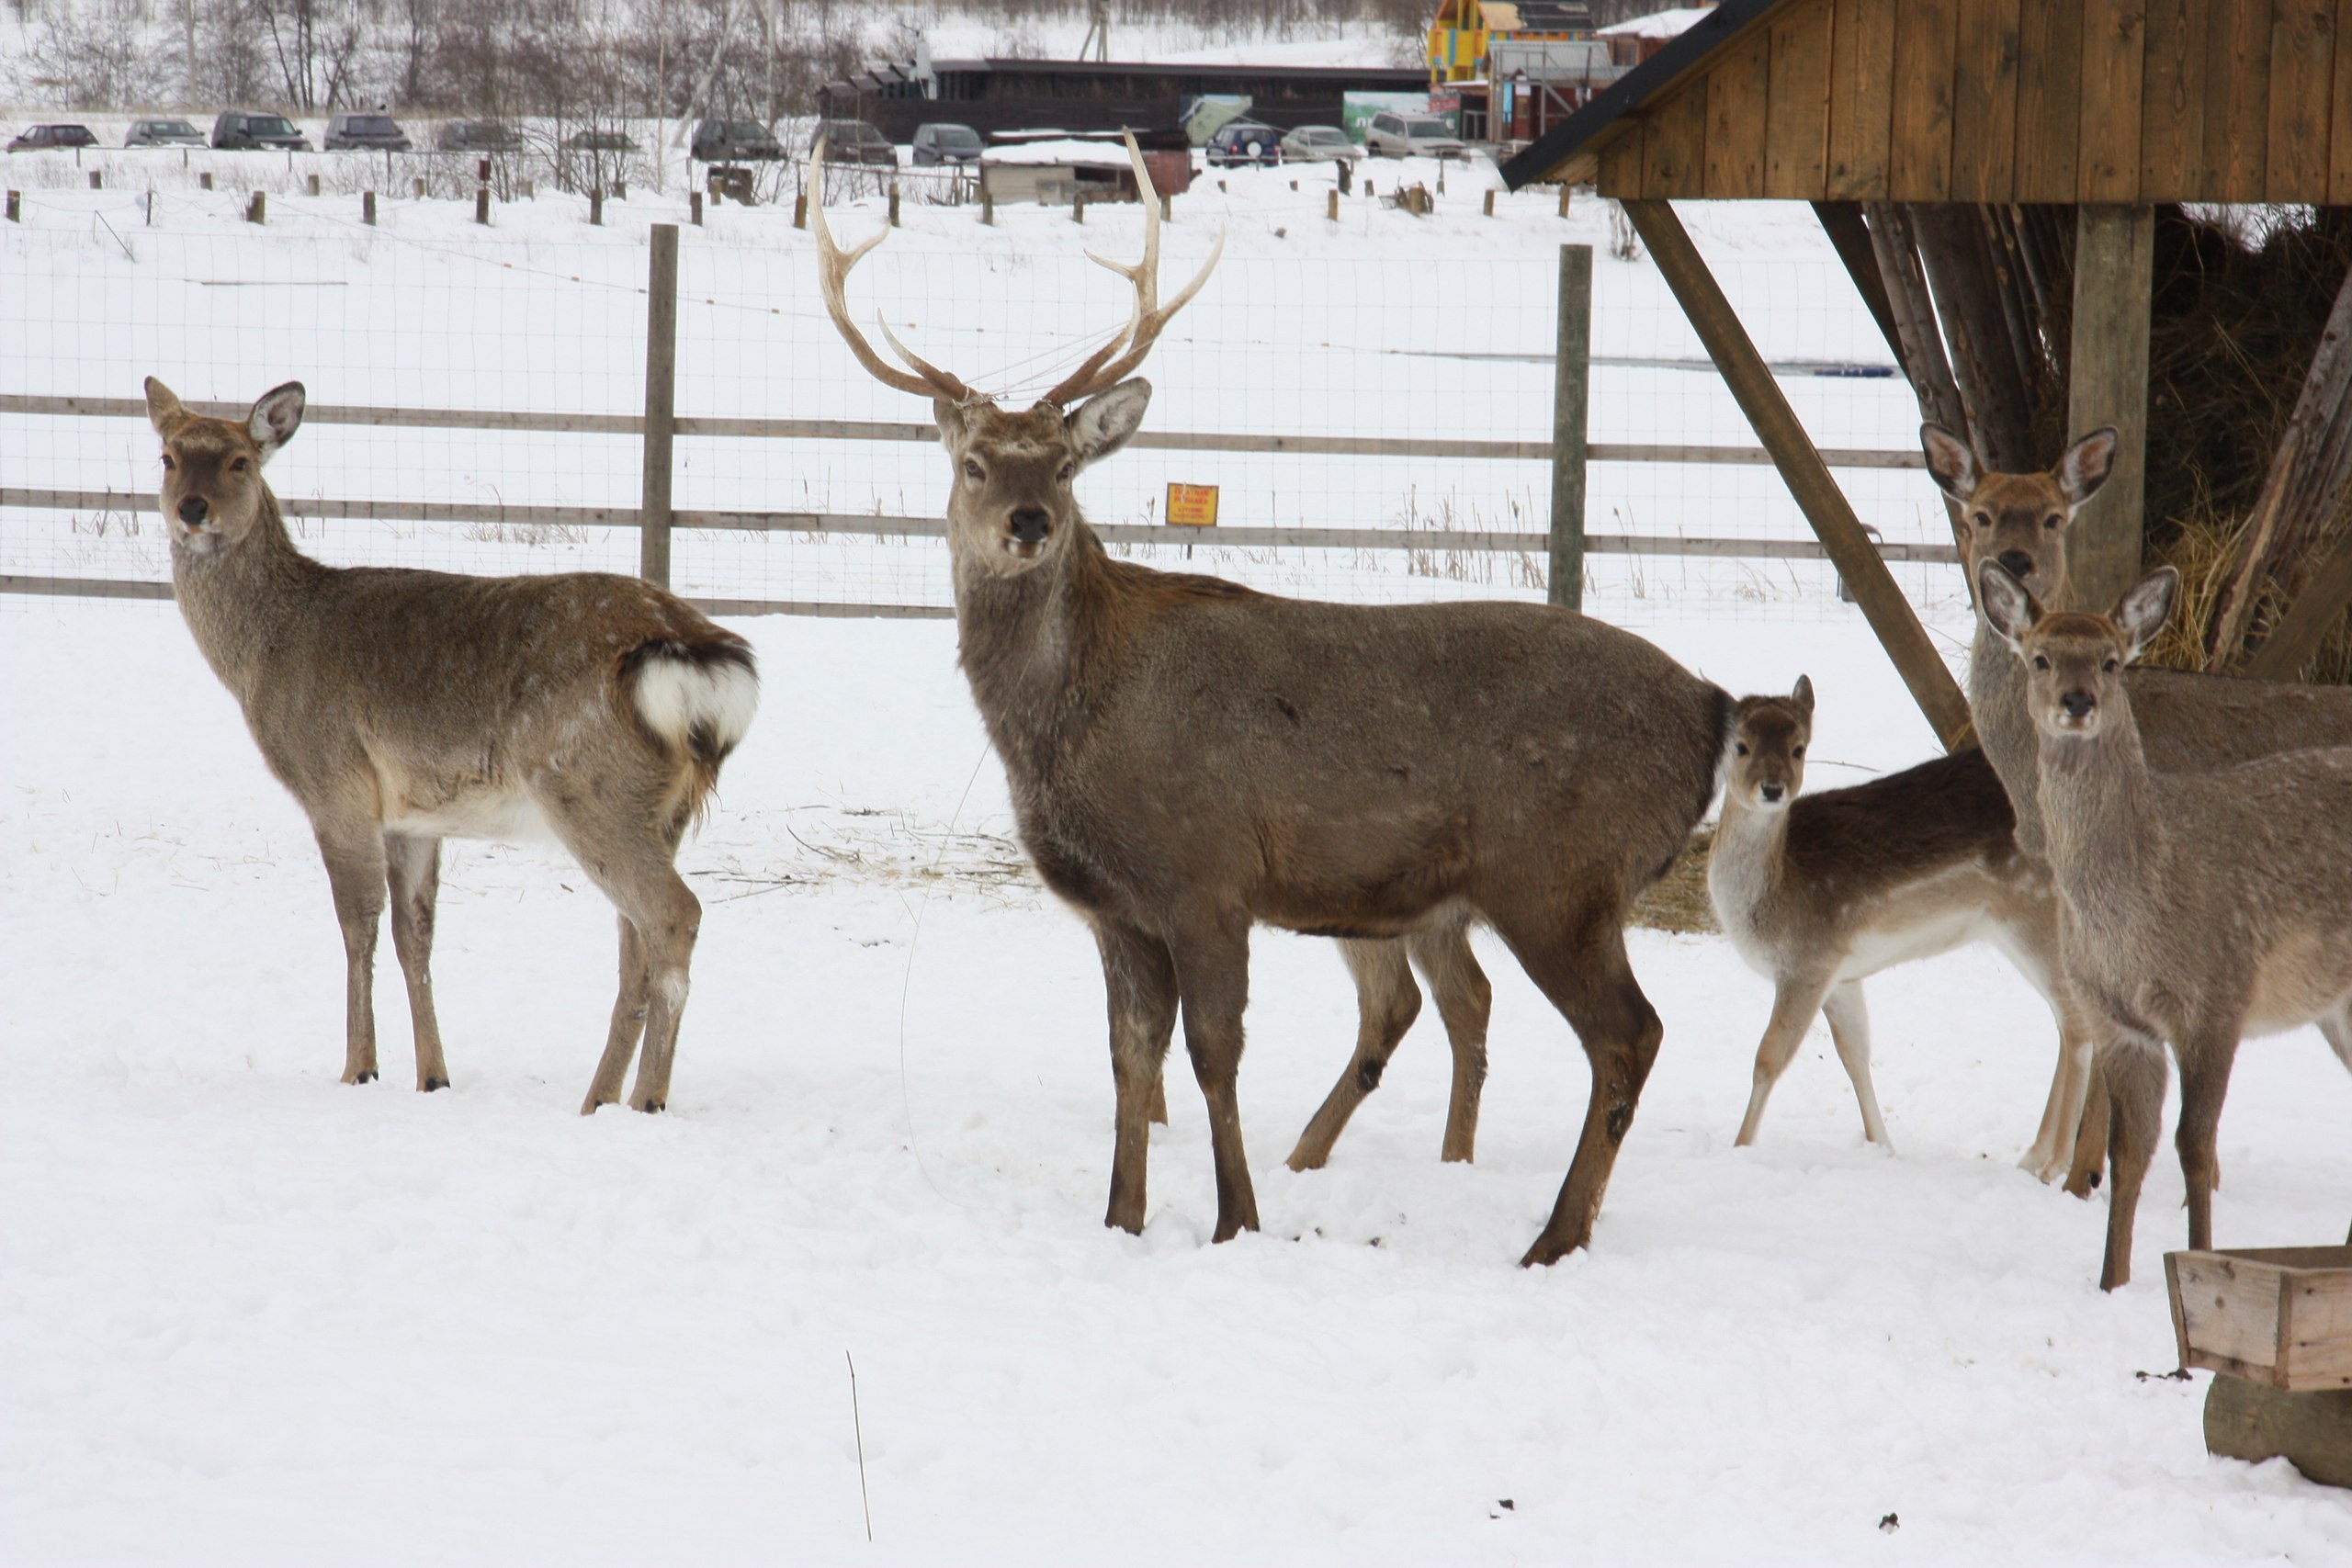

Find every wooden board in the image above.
[2204,1379,2352,1490]
[1950,0,2023,202]
[2331,0,2352,204]
[1642,80,1711,198]
[2078,0,2148,201]
[2139,0,2210,201]
[1597,125,1645,198]
[1826,0,1897,198]
[2204,0,2272,195]
[1889,0,1961,199]
[2015,0,2086,200]
[1763,0,1835,198]
[2267,0,2337,201]
[1704,28,1773,198]
[2168,1246,2352,1393]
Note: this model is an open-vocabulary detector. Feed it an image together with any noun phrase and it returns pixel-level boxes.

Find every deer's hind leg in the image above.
[1820,980,1891,1148]
[1287,939,1422,1173]
[384,832,451,1091]
[582,915,652,1114]
[1415,917,1493,1164]
[313,812,390,1087]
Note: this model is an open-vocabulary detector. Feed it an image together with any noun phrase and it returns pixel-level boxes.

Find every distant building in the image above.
[1597,5,1719,67]
[1424,0,1622,147]
[1428,1,1598,85]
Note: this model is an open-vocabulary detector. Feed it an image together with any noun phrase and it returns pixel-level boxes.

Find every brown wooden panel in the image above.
[2333,0,2352,202]
[2268,0,2336,200]
[1597,123,1646,198]
[1951,0,2024,200]
[2139,0,2210,200]
[2079,0,2149,200]
[2205,0,2272,196]
[1704,28,1773,197]
[2016,0,2086,199]
[1642,79,1711,197]
[1890,0,1962,198]
[1826,0,1898,197]
[1765,0,1836,197]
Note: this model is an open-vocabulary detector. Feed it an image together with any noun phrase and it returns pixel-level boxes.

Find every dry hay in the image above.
[1630,825,1718,935]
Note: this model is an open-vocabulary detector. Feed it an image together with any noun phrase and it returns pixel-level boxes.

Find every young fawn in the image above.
[149,378,757,1112]
[1712,680,2095,1164]
[1980,561,2352,1289]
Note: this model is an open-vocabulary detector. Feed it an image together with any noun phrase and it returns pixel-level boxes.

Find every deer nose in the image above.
[1758,783,1784,803]
[1996,548,2034,580]
[2061,691,2096,719]
[1009,507,1049,545]
[177,496,209,526]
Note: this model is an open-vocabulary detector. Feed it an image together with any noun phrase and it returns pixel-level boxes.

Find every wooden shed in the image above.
[1501,0,2352,745]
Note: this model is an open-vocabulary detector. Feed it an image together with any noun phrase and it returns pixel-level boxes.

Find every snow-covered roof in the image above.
[979,138,1134,168]
[1597,6,1717,39]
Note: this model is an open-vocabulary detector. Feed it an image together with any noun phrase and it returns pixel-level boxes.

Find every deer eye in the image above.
[1791,745,1805,759]
[160,455,175,470]
[962,459,984,482]
[2032,656,2050,671]
[1734,742,1748,756]
[231,457,250,472]
[1970,511,1990,529]
[2043,513,2062,531]
[2102,658,2119,673]
[1057,464,1075,483]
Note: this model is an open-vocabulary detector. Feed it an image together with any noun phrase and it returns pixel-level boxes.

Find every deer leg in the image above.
[2173,1023,2241,1255]
[1506,899,1662,1269]
[383,832,450,1092]
[1820,980,1892,1149]
[1733,972,1836,1147]
[1414,918,1493,1164]
[2064,1049,2111,1198]
[1168,914,1260,1243]
[2026,1004,2097,1185]
[1094,919,1178,1235]
[314,818,389,1087]
[582,916,652,1114]
[2098,1039,2169,1292]
[2317,1005,2352,1077]
[1287,939,1421,1173]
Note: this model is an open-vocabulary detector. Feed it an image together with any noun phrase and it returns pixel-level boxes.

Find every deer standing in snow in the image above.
[1980,561,2352,1289]
[812,138,1732,1264]
[147,378,757,1112]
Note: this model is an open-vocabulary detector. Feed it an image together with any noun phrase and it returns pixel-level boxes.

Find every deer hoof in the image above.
[421,1077,448,1092]
[349,1069,377,1085]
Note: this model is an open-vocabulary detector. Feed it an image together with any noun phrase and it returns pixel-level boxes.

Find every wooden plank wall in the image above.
[1589,0,2352,205]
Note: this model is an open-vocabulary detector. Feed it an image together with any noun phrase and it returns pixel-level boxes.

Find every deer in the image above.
[1710,678,2098,1167]
[811,137,1733,1265]
[146,377,757,1113]
[1978,561,2352,1289]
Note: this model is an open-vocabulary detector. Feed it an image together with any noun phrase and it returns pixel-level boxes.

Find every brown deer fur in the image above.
[147,378,756,1112]
[1980,562,2352,1289]
[1711,681,2095,1171]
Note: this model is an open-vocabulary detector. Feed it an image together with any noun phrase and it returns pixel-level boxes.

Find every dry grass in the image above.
[1629,825,1718,935]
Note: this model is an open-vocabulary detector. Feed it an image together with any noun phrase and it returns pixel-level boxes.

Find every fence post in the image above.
[199,171,212,190]
[1327,188,1338,222]
[640,223,681,589]
[691,191,704,225]
[6,190,18,222]
[888,182,900,226]
[981,190,994,226]
[306,173,320,197]
[88,171,102,190]
[590,190,604,226]
[246,190,266,224]
[363,190,376,225]
[1550,243,1591,611]
[413,175,424,199]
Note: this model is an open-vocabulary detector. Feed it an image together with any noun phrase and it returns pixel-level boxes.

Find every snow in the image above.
[5,129,2352,1562]
[978,138,1135,167]
[1599,7,1721,41]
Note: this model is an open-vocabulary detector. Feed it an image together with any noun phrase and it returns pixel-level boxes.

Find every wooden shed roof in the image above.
[1501,0,2352,206]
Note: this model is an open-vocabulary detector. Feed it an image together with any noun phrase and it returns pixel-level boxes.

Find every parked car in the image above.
[1278,124,1362,164]
[438,119,526,153]
[1363,111,1466,159]
[124,118,205,149]
[212,110,311,151]
[910,122,983,165]
[807,118,895,167]
[323,112,411,152]
[8,123,98,152]
[565,130,639,152]
[1204,119,1281,167]
[692,118,786,162]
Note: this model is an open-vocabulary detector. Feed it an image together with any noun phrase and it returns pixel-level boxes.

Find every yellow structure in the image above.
[1428,0,1594,85]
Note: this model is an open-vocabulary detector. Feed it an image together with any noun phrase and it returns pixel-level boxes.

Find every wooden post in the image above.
[640,224,680,589]
[246,191,265,224]
[2203,1379,2352,1489]
[616,179,628,200]
[1550,243,1592,612]
[474,186,490,224]
[981,190,995,226]
[145,186,153,225]
[1483,188,1495,217]
[413,176,424,199]
[1160,193,1172,220]
[200,172,213,190]
[2066,204,2154,611]
[88,171,102,190]
[1558,183,1570,219]
[1327,188,1339,221]
[1624,197,1973,749]
[691,191,704,225]
[590,191,604,225]
[888,183,900,226]
[306,173,320,197]
[362,190,375,225]
[6,190,18,222]
[1338,159,1351,195]
[2246,531,2352,680]
[1073,191,1085,223]
[1810,201,1905,366]
[792,189,807,228]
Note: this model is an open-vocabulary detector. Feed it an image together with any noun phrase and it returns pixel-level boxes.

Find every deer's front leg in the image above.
[1169,912,1259,1243]
[384,831,450,1091]
[1094,919,1178,1235]
[315,819,390,1087]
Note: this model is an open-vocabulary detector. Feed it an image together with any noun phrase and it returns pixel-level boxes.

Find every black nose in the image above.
[1758,784,1784,803]
[177,496,209,525]
[1997,549,2033,580]
[1009,507,1049,545]
[2062,691,2095,719]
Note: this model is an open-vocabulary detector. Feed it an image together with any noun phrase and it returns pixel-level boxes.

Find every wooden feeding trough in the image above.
[2166,1245,2352,1489]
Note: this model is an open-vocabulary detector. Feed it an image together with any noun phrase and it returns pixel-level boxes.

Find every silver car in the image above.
[126,118,205,148]
[1363,111,1467,159]
[1278,125,1362,164]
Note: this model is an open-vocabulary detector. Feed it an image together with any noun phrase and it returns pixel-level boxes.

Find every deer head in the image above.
[810,133,1222,577]
[145,377,306,558]
[1724,677,1814,810]
[1980,560,2178,740]
[1922,423,2116,602]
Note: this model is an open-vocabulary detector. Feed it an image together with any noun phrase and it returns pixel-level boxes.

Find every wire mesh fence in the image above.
[1,177,1959,626]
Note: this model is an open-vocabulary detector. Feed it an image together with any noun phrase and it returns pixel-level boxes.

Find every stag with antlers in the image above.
[812,138,1732,1264]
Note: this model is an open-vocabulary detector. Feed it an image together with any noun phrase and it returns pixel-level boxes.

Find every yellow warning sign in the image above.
[1165,482,1220,526]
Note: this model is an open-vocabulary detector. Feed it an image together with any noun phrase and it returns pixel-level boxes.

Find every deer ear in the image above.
[1069,378,1151,466]
[2112,567,2178,660]
[1977,559,2041,649]
[1792,674,1815,714]
[2056,427,2118,507]
[1920,423,1980,503]
[247,381,307,464]
[144,376,184,435]
[933,397,968,449]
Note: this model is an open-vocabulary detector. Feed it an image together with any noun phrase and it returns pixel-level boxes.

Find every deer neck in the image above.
[2034,699,2166,932]
[1970,607,2048,863]
[951,517,1116,785]
[1707,788,1792,952]
[169,489,317,702]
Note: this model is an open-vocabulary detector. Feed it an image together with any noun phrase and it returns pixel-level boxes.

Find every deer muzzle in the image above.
[1009,507,1050,547]
[177,495,209,527]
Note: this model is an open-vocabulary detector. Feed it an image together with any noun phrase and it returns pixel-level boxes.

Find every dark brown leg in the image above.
[2099,1040,2169,1291]
[2063,1047,2111,1198]
[1168,913,1260,1243]
[1413,919,1493,1164]
[2173,1024,2240,1255]
[1095,919,1177,1235]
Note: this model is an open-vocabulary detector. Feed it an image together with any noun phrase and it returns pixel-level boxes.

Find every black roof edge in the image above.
[1500,0,1786,190]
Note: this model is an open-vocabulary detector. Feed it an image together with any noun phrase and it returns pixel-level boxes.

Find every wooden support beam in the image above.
[1623,197,1974,750]
[2065,203,2154,611]
[1811,200,1905,365]
[2245,530,2352,681]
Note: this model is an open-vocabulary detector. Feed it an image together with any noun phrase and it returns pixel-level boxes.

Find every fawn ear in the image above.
[2112,567,2179,660]
[1069,378,1151,466]
[1920,423,1980,503]
[2055,427,2118,508]
[144,377,184,435]
[1791,674,1815,715]
[246,381,306,464]
[1977,559,2041,649]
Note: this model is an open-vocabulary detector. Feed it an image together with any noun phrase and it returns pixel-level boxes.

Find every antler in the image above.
[808,140,975,404]
[1038,132,1226,409]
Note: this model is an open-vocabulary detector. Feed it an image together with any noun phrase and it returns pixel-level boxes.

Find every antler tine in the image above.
[1040,131,1226,407]
[808,141,973,404]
